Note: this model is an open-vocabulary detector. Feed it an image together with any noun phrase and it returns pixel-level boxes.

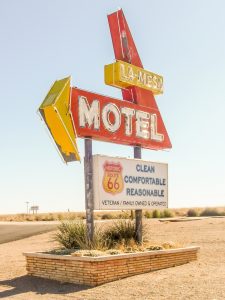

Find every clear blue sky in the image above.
[0,0,225,214]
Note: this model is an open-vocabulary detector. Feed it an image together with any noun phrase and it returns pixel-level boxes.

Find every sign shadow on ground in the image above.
[0,275,90,298]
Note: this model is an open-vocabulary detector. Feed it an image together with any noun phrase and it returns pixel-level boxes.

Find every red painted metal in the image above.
[107,9,172,149]
[70,87,171,150]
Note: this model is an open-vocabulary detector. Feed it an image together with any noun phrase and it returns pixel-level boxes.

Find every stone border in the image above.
[24,246,199,286]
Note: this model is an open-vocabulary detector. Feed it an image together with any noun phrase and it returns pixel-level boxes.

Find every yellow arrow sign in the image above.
[39,77,80,163]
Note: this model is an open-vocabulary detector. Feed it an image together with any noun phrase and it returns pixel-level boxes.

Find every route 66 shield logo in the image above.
[102,161,124,194]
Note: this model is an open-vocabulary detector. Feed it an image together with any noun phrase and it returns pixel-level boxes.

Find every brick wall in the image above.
[24,246,199,286]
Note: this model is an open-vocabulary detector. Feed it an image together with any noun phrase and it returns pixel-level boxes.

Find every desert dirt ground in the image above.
[0,218,225,300]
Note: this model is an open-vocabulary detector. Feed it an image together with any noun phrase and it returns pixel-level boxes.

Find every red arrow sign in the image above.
[107,9,172,149]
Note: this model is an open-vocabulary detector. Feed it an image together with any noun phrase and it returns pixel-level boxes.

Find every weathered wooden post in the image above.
[134,146,142,244]
[84,138,94,241]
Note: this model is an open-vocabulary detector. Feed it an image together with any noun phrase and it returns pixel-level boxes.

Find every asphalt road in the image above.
[0,220,110,244]
[0,222,59,244]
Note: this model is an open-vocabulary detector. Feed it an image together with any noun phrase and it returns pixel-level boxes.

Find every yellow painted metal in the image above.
[105,60,163,95]
[39,77,80,163]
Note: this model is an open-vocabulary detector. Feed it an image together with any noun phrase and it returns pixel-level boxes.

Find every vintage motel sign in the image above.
[70,87,170,150]
[39,9,171,163]
[93,155,168,210]
[39,77,80,163]
[38,9,171,242]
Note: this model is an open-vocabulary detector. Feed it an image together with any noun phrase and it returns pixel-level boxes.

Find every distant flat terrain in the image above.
[0,218,225,300]
[0,222,59,244]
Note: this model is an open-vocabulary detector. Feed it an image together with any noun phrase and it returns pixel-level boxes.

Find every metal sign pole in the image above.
[134,146,142,244]
[84,138,94,241]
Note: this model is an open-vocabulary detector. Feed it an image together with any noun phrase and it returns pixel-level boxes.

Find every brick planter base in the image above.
[24,246,199,286]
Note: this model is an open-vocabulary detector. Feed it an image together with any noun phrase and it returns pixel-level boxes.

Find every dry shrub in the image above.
[200,208,220,217]
[55,220,104,250]
[55,220,148,251]
[161,209,174,218]
[187,209,199,217]
[72,250,105,257]
[101,213,112,220]
[103,220,137,248]
[152,209,161,218]
[52,220,183,255]
[0,212,86,222]
[144,211,152,219]
[146,245,163,250]
[103,220,147,248]
[162,241,179,249]
[105,249,122,255]
[117,211,131,219]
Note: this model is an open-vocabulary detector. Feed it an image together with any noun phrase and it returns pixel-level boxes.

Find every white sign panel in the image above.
[93,155,168,210]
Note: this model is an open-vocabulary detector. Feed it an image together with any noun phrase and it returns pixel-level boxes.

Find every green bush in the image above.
[187,209,199,217]
[161,209,174,218]
[200,208,220,217]
[55,220,104,250]
[55,219,149,251]
[144,211,152,219]
[152,209,161,218]
[103,220,137,248]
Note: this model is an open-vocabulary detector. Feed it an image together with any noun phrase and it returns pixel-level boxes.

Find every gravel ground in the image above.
[0,218,225,300]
